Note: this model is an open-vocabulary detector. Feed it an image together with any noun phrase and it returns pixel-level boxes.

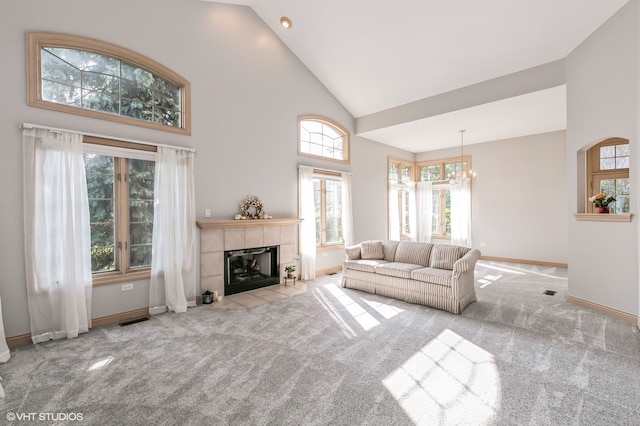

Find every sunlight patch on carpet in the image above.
[383,329,500,425]
[325,284,380,331]
[478,274,503,288]
[362,298,405,319]
[87,356,114,372]
[477,262,567,281]
[312,288,357,339]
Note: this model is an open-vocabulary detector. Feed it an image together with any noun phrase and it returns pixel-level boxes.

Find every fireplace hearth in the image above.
[224,245,279,295]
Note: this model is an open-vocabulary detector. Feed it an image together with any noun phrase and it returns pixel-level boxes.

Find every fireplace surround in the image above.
[197,218,302,298]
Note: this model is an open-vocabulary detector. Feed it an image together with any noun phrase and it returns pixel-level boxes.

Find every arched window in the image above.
[298,115,350,164]
[27,32,191,135]
[586,138,629,213]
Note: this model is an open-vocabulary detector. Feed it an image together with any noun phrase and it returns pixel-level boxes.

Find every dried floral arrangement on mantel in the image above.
[235,195,272,220]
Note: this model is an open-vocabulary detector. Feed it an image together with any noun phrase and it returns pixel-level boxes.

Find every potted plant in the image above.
[589,192,616,213]
[285,264,296,278]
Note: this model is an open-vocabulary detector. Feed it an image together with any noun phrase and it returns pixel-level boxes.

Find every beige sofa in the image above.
[341,240,481,314]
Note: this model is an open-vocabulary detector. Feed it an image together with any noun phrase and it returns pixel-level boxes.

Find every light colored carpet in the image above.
[0,261,639,425]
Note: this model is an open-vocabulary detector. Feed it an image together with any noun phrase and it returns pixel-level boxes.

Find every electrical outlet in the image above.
[480,242,486,247]
[121,283,133,291]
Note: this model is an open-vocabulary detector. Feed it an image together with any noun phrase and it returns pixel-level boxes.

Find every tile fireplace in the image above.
[197,218,302,298]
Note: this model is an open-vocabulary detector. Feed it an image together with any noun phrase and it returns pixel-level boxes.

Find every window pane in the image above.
[616,144,629,157]
[599,178,630,213]
[600,145,615,158]
[40,46,182,128]
[42,49,81,87]
[600,158,615,170]
[84,154,116,273]
[325,180,343,244]
[313,179,321,245]
[389,163,398,181]
[401,166,411,182]
[421,165,440,181]
[82,90,119,114]
[299,119,347,162]
[42,80,81,107]
[129,159,155,268]
[616,156,629,169]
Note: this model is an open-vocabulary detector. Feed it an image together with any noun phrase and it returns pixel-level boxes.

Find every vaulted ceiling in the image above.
[207,0,629,151]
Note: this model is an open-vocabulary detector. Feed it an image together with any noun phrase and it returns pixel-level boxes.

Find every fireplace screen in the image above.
[224,245,279,295]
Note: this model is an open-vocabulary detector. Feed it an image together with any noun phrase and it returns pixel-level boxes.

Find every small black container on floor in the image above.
[202,291,214,304]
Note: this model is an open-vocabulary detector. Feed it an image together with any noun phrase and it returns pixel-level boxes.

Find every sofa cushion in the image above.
[411,267,454,287]
[394,242,433,267]
[381,240,400,261]
[344,259,389,273]
[344,245,361,260]
[375,262,422,279]
[430,245,470,270]
[361,240,385,260]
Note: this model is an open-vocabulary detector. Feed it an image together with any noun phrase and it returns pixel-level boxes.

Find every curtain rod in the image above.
[297,164,353,176]
[20,122,197,153]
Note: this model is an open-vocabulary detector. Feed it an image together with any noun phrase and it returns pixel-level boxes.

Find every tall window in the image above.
[83,137,156,284]
[388,158,415,239]
[299,115,350,164]
[27,32,191,135]
[417,156,470,238]
[587,138,630,213]
[314,173,344,247]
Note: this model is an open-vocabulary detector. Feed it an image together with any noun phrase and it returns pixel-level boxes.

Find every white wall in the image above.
[0,0,408,338]
[416,131,568,264]
[565,0,639,316]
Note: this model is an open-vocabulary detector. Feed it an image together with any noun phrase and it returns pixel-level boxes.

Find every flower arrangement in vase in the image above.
[589,192,616,213]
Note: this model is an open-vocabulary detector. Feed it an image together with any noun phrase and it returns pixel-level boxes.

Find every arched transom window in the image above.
[27,32,191,135]
[298,115,350,164]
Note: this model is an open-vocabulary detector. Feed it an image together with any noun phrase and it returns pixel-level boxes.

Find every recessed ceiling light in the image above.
[280,16,292,29]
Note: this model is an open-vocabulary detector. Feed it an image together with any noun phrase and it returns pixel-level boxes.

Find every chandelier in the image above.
[449,130,476,185]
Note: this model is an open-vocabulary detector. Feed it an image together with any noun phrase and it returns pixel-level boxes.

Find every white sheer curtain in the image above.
[149,147,197,314]
[341,172,354,247]
[388,181,416,240]
[299,166,316,280]
[417,181,433,243]
[450,182,472,247]
[407,182,416,241]
[22,128,92,344]
[388,182,401,240]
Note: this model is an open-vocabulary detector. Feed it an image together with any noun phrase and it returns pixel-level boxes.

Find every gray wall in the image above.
[0,0,405,338]
[565,0,639,316]
[416,131,568,264]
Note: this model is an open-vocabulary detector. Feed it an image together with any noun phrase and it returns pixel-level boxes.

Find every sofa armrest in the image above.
[453,249,481,273]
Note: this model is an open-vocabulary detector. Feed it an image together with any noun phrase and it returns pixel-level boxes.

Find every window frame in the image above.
[27,32,191,135]
[83,136,157,286]
[586,138,629,214]
[298,115,350,165]
[313,170,345,250]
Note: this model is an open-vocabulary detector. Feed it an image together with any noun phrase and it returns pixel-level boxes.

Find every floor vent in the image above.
[543,290,557,296]
[119,315,150,327]
[327,272,337,275]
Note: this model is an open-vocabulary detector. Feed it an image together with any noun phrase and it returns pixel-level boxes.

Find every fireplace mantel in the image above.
[196,218,302,229]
